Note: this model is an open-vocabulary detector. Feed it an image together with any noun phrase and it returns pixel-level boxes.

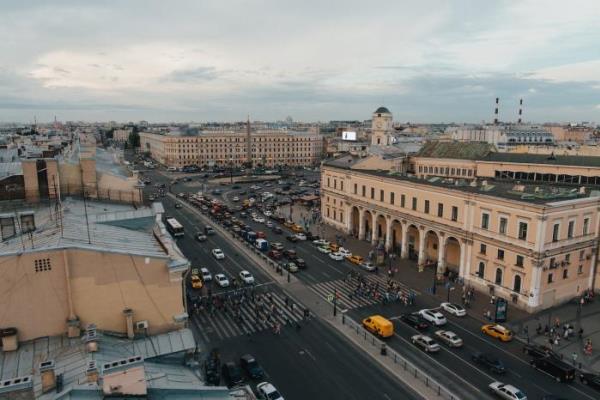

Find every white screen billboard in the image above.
[342,131,357,141]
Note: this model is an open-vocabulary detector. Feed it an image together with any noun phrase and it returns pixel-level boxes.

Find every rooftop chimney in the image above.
[0,327,18,351]
[86,361,99,384]
[518,98,523,124]
[494,97,499,124]
[83,324,98,353]
[39,360,56,393]
[123,309,134,340]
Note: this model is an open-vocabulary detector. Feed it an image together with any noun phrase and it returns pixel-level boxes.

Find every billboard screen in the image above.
[342,131,357,141]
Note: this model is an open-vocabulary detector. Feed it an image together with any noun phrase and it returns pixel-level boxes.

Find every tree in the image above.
[128,131,140,148]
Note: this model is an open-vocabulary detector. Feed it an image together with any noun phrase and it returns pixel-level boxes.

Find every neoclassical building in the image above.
[321,107,600,312]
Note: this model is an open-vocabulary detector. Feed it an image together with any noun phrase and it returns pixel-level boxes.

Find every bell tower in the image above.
[371,106,393,146]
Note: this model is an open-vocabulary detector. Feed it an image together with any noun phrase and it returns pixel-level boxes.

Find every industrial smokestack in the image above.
[518,98,523,124]
[494,97,499,124]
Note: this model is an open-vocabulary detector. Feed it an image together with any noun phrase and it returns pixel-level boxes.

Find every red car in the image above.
[257,231,266,239]
[268,250,282,260]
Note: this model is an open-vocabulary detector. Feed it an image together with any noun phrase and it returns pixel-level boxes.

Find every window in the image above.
[371,187,375,199]
[578,265,583,274]
[412,197,417,211]
[499,217,507,235]
[497,249,504,260]
[390,192,395,205]
[516,255,524,267]
[326,208,330,217]
[495,268,503,285]
[513,275,522,293]
[583,218,590,235]
[565,254,571,264]
[547,273,553,284]
[437,203,443,218]
[478,262,485,278]
[424,200,430,214]
[333,210,336,220]
[552,223,560,242]
[580,250,585,261]
[563,269,568,279]
[481,213,490,229]
[34,258,52,272]
[333,179,337,189]
[480,243,487,255]
[567,220,574,239]
[380,189,384,202]
[340,181,344,191]
[401,194,406,208]
[451,206,458,222]
[340,212,344,222]
[327,177,330,187]
[362,185,366,197]
[518,222,528,240]
[354,183,357,194]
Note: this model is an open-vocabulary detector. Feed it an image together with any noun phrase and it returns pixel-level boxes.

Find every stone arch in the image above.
[362,209,373,241]
[406,224,420,260]
[350,206,360,238]
[424,230,439,262]
[445,237,461,273]
[390,219,402,254]
[513,274,522,293]
[375,214,387,244]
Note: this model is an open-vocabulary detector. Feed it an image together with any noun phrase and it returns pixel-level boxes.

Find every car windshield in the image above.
[267,391,281,400]
[515,391,526,399]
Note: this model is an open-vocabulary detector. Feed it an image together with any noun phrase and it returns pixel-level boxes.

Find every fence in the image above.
[339,309,460,400]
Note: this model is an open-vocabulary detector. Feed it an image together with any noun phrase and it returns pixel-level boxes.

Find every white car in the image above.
[440,302,466,317]
[317,246,331,254]
[263,210,272,217]
[200,267,212,282]
[338,247,352,257]
[294,233,307,241]
[256,382,284,400]
[312,239,330,246]
[418,309,447,326]
[488,381,527,400]
[215,274,230,288]
[360,261,375,271]
[212,248,225,260]
[232,196,240,202]
[329,252,344,261]
[254,217,265,223]
[239,270,255,285]
[266,221,274,228]
[411,334,441,353]
[434,330,463,348]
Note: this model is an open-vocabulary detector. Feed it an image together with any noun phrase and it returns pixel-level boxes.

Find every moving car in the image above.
[313,239,330,246]
[200,267,212,282]
[347,255,364,265]
[317,245,331,254]
[294,233,307,241]
[256,382,284,400]
[329,252,345,261]
[174,203,182,209]
[212,248,225,260]
[215,274,230,287]
[295,258,306,269]
[338,247,352,257]
[488,381,527,400]
[271,242,284,251]
[360,261,376,271]
[411,335,441,353]
[253,216,266,223]
[191,275,203,289]
[440,302,466,317]
[418,309,447,326]
[232,196,239,202]
[268,250,282,260]
[472,352,506,374]
[204,226,215,235]
[481,324,513,342]
[197,233,208,242]
[530,357,575,382]
[579,372,600,390]
[221,361,243,388]
[272,226,283,234]
[283,249,297,259]
[239,270,255,285]
[286,235,298,243]
[240,354,264,379]
[399,313,429,330]
[284,262,298,273]
[434,330,463,347]
[362,315,394,338]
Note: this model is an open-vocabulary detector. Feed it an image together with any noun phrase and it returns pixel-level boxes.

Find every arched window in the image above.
[478,262,485,278]
[513,275,522,293]
[495,268,503,285]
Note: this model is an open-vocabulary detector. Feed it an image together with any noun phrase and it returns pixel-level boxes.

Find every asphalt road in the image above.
[140,167,600,400]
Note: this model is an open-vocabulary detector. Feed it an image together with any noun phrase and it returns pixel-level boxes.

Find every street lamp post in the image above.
[333,288,338,316]
[287,268,290,283]
[432,261,437,295]
[447,286,455,303]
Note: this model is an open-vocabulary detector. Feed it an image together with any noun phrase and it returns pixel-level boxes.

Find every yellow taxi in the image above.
[329,243,340,253]
[191,275,203,289]
[291,224,305,233]
[481,324,513,342]
[347,255,364,265]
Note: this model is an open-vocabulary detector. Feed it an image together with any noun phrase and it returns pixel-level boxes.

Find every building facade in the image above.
[139,129,324,168]
[321,157,600,312]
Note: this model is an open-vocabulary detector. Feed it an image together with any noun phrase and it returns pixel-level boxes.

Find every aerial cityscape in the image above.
[1,2,600,400]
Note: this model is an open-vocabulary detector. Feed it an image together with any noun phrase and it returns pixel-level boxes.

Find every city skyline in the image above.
[1,1,600,123]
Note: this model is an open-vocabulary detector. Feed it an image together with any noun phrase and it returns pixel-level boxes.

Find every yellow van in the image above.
[291,224,304,233]
[362,315,394,338]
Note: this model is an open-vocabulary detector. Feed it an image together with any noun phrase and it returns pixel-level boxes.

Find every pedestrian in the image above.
[490,295,496,304]
[572,352,578,366]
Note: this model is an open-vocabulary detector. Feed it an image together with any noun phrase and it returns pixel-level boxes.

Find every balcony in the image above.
[542,233,596,251]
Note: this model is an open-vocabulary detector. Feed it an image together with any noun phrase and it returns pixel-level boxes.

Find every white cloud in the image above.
[531,60,600,83]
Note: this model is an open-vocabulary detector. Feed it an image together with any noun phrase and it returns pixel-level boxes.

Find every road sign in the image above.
[327,294,334,302]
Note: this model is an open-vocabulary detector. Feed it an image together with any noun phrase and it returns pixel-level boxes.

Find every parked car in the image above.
[472,352,506,374]
[440,302,466,317]
[530,356,575,383]
[294,233,307,241]
[221,361,243,388]
[212,248,225,260]
[239,270,255,285]
[434,330,463,347]
[579,372,600,390]
[256,382,284,400]
[295,258,306,269]
[284,262,298,273]
[411,335,440,353]
[317,245,331,254]
[240,354,264,379]
[204,348,221,386]
[283,249,297,259]
[191,275,203,289]
[312,239,330,246]
[271,242,284,251]
[400,313,429,330]
[347,255,364,265]
[268,250,282,260]
[215,274,230,287]
[338,247,352,257]
[488,381,527,400]
[418,309,447,326]
[329,252,345,261]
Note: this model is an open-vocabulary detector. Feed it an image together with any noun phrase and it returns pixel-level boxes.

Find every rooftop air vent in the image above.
[0,375,33,394]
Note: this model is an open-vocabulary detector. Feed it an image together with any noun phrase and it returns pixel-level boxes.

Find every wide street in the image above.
[140,165,600,400]
[140,167,421,400]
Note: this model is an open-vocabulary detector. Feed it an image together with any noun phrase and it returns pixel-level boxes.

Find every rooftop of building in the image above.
[415,141,495,160]
[323,156,600,205]
[0,328,234,399]
[141,129,320,137]
[0,198,180,260]
[374,106,391,114]
[484,152,600,167]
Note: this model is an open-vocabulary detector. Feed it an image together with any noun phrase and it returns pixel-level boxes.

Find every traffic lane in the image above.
[218,315,421,400]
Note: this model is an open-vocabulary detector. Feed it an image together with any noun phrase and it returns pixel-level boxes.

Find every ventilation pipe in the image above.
[124,308,134,339]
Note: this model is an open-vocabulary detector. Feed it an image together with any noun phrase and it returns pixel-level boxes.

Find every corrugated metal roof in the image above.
[416,141,494,160]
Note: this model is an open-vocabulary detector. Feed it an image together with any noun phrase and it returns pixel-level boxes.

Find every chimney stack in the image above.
[83,324,98,353]
[494,97,499,124]
[518,98,523,124]
[124,308,134,340]
[0,327,18,351]
[39,360,56,393]
[86,361,99,384]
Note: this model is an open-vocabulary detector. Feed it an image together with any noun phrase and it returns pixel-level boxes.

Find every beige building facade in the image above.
[321,158,600,312]
[139,130,324,168]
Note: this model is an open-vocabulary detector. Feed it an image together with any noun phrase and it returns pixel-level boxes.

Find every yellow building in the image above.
[139,129,324,168]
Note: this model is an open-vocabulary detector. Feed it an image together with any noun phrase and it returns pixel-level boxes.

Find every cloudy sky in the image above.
[1,0,600,123]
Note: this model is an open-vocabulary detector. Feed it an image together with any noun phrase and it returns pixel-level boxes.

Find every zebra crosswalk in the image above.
[191,291,304,343]
[309,273,417,311]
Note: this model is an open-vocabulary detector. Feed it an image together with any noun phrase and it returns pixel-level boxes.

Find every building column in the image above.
[345,205,352,234]
[458,239,467,277]
[401,223,409,259]
[385,218,392,252]
[418,227,426,265]
[358,210,365,240]
[437,234,446,274]
[371,213,378,245]
[527,263,543,309]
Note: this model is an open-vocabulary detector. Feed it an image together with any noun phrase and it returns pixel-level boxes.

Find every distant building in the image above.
[112,128,132,143]
[448,125,555,150]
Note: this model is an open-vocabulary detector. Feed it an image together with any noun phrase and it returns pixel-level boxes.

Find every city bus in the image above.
[165,217,184,237]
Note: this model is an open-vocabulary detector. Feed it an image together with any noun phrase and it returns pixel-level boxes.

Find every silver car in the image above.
[411,334,441,353]
[434,330,463,348]
[488,381,527,400]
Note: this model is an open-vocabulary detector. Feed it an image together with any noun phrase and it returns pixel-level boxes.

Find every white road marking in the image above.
[304,348,317,361]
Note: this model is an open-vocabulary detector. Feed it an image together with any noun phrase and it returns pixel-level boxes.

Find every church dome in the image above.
[374,106,391,114]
